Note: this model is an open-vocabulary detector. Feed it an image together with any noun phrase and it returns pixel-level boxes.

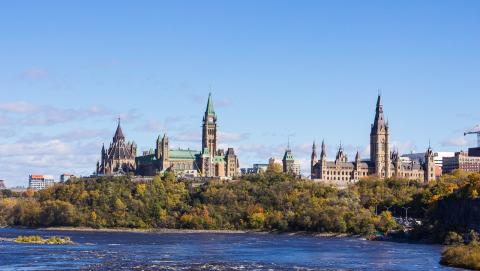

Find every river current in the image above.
[0,228,460,271]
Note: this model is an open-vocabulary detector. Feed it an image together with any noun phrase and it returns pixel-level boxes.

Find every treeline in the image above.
[0,170,479,241]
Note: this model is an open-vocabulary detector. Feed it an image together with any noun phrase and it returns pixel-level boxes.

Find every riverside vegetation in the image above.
[1,169,480,269]
[15,235,73,245]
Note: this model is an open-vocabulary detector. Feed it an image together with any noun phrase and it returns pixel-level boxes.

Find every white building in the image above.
[60,173,75,182]
[29,175,55,190]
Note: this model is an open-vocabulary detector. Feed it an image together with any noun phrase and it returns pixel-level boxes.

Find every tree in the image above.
[377,211,397,236]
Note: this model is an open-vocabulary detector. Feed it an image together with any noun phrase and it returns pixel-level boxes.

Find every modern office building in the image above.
[28,175,55,190]
[443,151,480,174]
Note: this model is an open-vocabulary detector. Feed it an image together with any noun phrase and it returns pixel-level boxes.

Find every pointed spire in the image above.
[320,139,327,158]
[355,150,360,161]
[205,92,215,115]
[371,94,386,134]
[113,118,125,141]
[311,140,317,159]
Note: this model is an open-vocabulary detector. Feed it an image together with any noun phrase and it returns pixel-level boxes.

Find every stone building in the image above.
[311,95,435,186]
[96,120,137,175]
[135,93,239,178]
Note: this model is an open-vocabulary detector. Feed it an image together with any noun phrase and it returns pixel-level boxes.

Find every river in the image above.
[0,228,460,270]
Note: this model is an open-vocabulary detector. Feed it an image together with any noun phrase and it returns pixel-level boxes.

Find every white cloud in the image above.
[218,131,249,142]
[0,101,38,114]
[0,140,101,186]
[0,140,72,157]
[21,68,49,80]
[441,136,468,147]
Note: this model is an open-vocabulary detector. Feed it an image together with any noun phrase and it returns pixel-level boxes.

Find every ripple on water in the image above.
[0,228,456,271]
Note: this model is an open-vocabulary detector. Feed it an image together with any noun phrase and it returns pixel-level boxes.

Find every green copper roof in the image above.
[169,149,200,160]
[213,155,225,163]
[283,149,295,161]
[206,93,215,115]
[136,154,156,163]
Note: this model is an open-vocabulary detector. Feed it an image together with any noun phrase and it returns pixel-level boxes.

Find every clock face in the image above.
[208,117,213,122]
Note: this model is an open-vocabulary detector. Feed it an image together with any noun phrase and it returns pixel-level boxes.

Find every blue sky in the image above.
[0,1,479,186]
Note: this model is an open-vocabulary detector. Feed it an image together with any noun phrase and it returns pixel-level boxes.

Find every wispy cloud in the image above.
[0,101,140,127]
[218,131,249,142]
[0,101,38,114]
[441,136,468,147]
[20,67,49,80]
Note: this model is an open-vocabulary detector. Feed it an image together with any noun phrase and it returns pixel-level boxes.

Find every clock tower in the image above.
[202,93,217,157]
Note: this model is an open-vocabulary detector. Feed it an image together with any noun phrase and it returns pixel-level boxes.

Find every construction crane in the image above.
[465,125,480,147]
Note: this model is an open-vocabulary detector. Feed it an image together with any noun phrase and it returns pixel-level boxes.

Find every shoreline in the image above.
[21,226,356,238]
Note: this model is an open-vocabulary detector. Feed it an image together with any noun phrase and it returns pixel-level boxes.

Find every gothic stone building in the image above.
[135,93,239,178]
[96,121,137,175]
[311,95,435,186]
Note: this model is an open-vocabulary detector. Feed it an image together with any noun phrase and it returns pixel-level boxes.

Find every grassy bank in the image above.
[441,243,480,270]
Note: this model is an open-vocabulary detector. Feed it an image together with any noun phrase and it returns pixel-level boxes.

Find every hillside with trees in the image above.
[0,170,479,243]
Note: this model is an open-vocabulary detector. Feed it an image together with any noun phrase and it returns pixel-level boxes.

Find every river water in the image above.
[0,228,460,271]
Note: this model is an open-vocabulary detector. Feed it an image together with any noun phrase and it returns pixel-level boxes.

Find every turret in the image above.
[335,143,348,163]
[424,144,435,183]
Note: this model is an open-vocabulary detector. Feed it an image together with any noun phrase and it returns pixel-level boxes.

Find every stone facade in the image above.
[135,93,239,178]
[96,121,137,175]
[311,95,435,186]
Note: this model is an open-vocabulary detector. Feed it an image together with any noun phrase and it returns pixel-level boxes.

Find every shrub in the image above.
[441,243,480,270]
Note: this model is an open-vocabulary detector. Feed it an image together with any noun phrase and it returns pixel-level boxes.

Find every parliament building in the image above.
[96,94,239,178]
[311,95,436,186]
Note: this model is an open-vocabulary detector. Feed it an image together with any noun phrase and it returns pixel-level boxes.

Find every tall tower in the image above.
[311,141,317,177]
[202,93,217,157]
[370,94,390,178]
[161,133,169,169]
[424,144,435,183]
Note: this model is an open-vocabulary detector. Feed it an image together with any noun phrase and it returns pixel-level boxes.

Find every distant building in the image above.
[253,164,268,173]
[469,147,480,157]
[135,94,239,178]
[96,120,137,175]
[60,173,75,182]
[311,95,435,186]
[0,180,5,189]
[10,186,27,193]
[241,164,268,175]
[402,151,455,177]
[29,175,55,190]
[443,151,480,174]
[282,148,301,176]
